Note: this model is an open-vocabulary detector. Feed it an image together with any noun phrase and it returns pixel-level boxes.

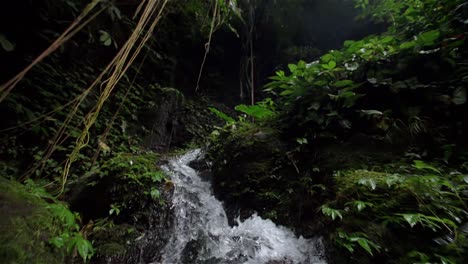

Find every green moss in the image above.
[92,224,138,258]
[0,178,67,264]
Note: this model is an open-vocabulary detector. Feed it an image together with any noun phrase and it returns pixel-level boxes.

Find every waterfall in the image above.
[158,149,326,264]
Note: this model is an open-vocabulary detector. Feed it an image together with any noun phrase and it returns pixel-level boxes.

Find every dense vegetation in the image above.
[1,0,467,263]
[208,0,468,263]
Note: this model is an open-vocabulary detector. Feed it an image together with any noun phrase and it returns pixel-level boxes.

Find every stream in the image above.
[158,149,326,264]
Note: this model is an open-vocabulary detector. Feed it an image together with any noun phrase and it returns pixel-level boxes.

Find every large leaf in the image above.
[357,238,374,256]
[400,40,416,50]
[413,160,440,174]
[401,213,420,228]
[417,30,440,46]
[208,107,235,123]
[234,104,275,119]
[322,60,337,70]
[380,35,394,44]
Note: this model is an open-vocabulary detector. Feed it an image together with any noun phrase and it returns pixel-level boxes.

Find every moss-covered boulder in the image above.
[68,152,173,263]
[208,123,318,228]
[0,177,89,264]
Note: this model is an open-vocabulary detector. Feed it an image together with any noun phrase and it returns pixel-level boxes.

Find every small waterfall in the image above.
[158,149,326,264]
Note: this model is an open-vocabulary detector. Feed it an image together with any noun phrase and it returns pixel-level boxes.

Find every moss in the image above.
[0,178,67,264]
[92,224,138,259]
[208,122,306,226]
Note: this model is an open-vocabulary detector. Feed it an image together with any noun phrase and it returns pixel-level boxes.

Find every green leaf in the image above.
[280,90,294,96]
[413,160,440,174]
[380,36,394,44]
[99,30,112,46]
[333,80,354,88]
[401,213,420,228]
[323,60,337,70]
[149,171,165,182]
[73,234,94,262]
[342,243,355,253]
[0,34,14,52]
[357,178,377,190]
[235,104,275,119]
[385,174,402,187]
[321,205,343,221]
[288,64,297,73]
[150,188,160,200]
[355,201,366,212]
[357,238,373,256]
[49,236,66,248]
[208,107,235,123]
[400,41,416,50]
[321,53,334,63]
[296,138,308,145]
[418,30,440,46]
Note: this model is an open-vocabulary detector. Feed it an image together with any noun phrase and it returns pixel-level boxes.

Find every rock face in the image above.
[138,87,219,151]
[88,198,174,264]
[140,87,184,150]
[77,187,174,264]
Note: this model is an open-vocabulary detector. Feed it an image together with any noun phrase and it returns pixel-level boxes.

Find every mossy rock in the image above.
[68,152,173,263]
[208,123,304,226]
[0,178,67,264]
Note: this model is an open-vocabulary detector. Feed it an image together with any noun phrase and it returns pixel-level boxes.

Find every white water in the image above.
[159,149,326,264]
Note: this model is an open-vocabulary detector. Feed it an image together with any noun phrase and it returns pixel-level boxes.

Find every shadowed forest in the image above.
[1,0,467,263]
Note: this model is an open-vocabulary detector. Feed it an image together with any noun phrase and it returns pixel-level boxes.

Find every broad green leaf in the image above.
[280,90,294,96]
[381,36,394,44]
[418,30,440,46]
[400,41,416,50]
[288,64,297,73]
[235,104,275,119]
[357,238,373,256]
[74,235,94,262]
[321,53,334,63]
[326,61,337,70]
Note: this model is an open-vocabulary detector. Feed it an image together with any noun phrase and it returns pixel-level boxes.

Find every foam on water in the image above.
[159,149,326,264]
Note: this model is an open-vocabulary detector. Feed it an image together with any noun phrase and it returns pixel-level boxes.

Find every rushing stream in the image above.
[158,149,326,264]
